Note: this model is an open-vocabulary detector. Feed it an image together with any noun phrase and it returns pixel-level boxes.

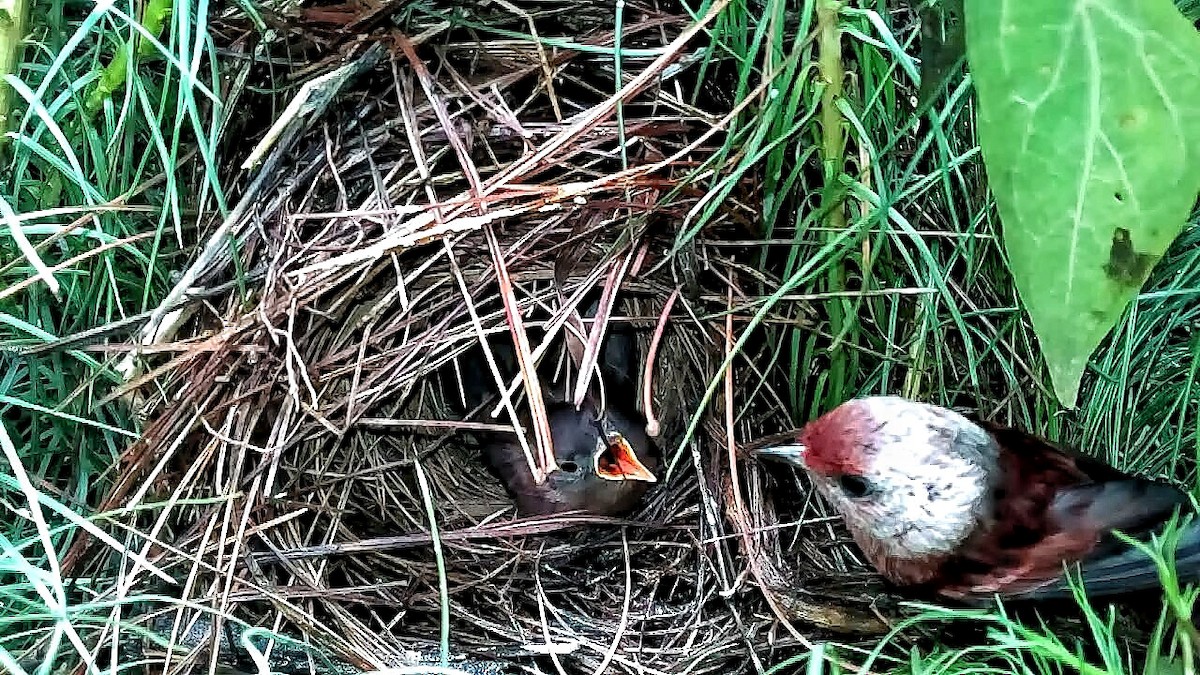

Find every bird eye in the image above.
[837,474,873,498]
[559,461,580,473]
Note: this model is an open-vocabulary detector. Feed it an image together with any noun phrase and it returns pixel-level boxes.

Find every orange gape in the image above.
[595,434,656,482]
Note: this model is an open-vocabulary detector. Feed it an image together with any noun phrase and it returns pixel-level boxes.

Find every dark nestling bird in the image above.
[750,395,1200,603]
[458,321,659,517]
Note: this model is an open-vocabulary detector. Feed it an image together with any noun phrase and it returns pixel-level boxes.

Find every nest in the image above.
[54,2,917,673]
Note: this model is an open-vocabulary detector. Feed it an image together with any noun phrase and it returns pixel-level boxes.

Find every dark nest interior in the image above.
[55,2,987,674]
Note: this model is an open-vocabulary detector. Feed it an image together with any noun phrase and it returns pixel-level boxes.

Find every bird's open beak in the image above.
[750,443,808,468]
[594,434,657,483]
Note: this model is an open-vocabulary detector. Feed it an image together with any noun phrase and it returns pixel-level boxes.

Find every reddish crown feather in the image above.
[798,401,874,477]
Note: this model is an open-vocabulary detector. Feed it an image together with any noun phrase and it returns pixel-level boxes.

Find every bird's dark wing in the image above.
[930,430,1097,601]
[940,421,1193,602]
[1004,479,1193,600]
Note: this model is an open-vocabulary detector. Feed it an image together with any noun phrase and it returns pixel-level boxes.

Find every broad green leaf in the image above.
[964,0,1200,407]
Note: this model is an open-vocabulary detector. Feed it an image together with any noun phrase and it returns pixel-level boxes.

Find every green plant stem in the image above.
[816,0,849,406]
[0,0,27,143]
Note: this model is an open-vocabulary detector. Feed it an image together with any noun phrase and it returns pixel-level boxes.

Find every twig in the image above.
[643,287,679,437]
[485,225,557,481]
